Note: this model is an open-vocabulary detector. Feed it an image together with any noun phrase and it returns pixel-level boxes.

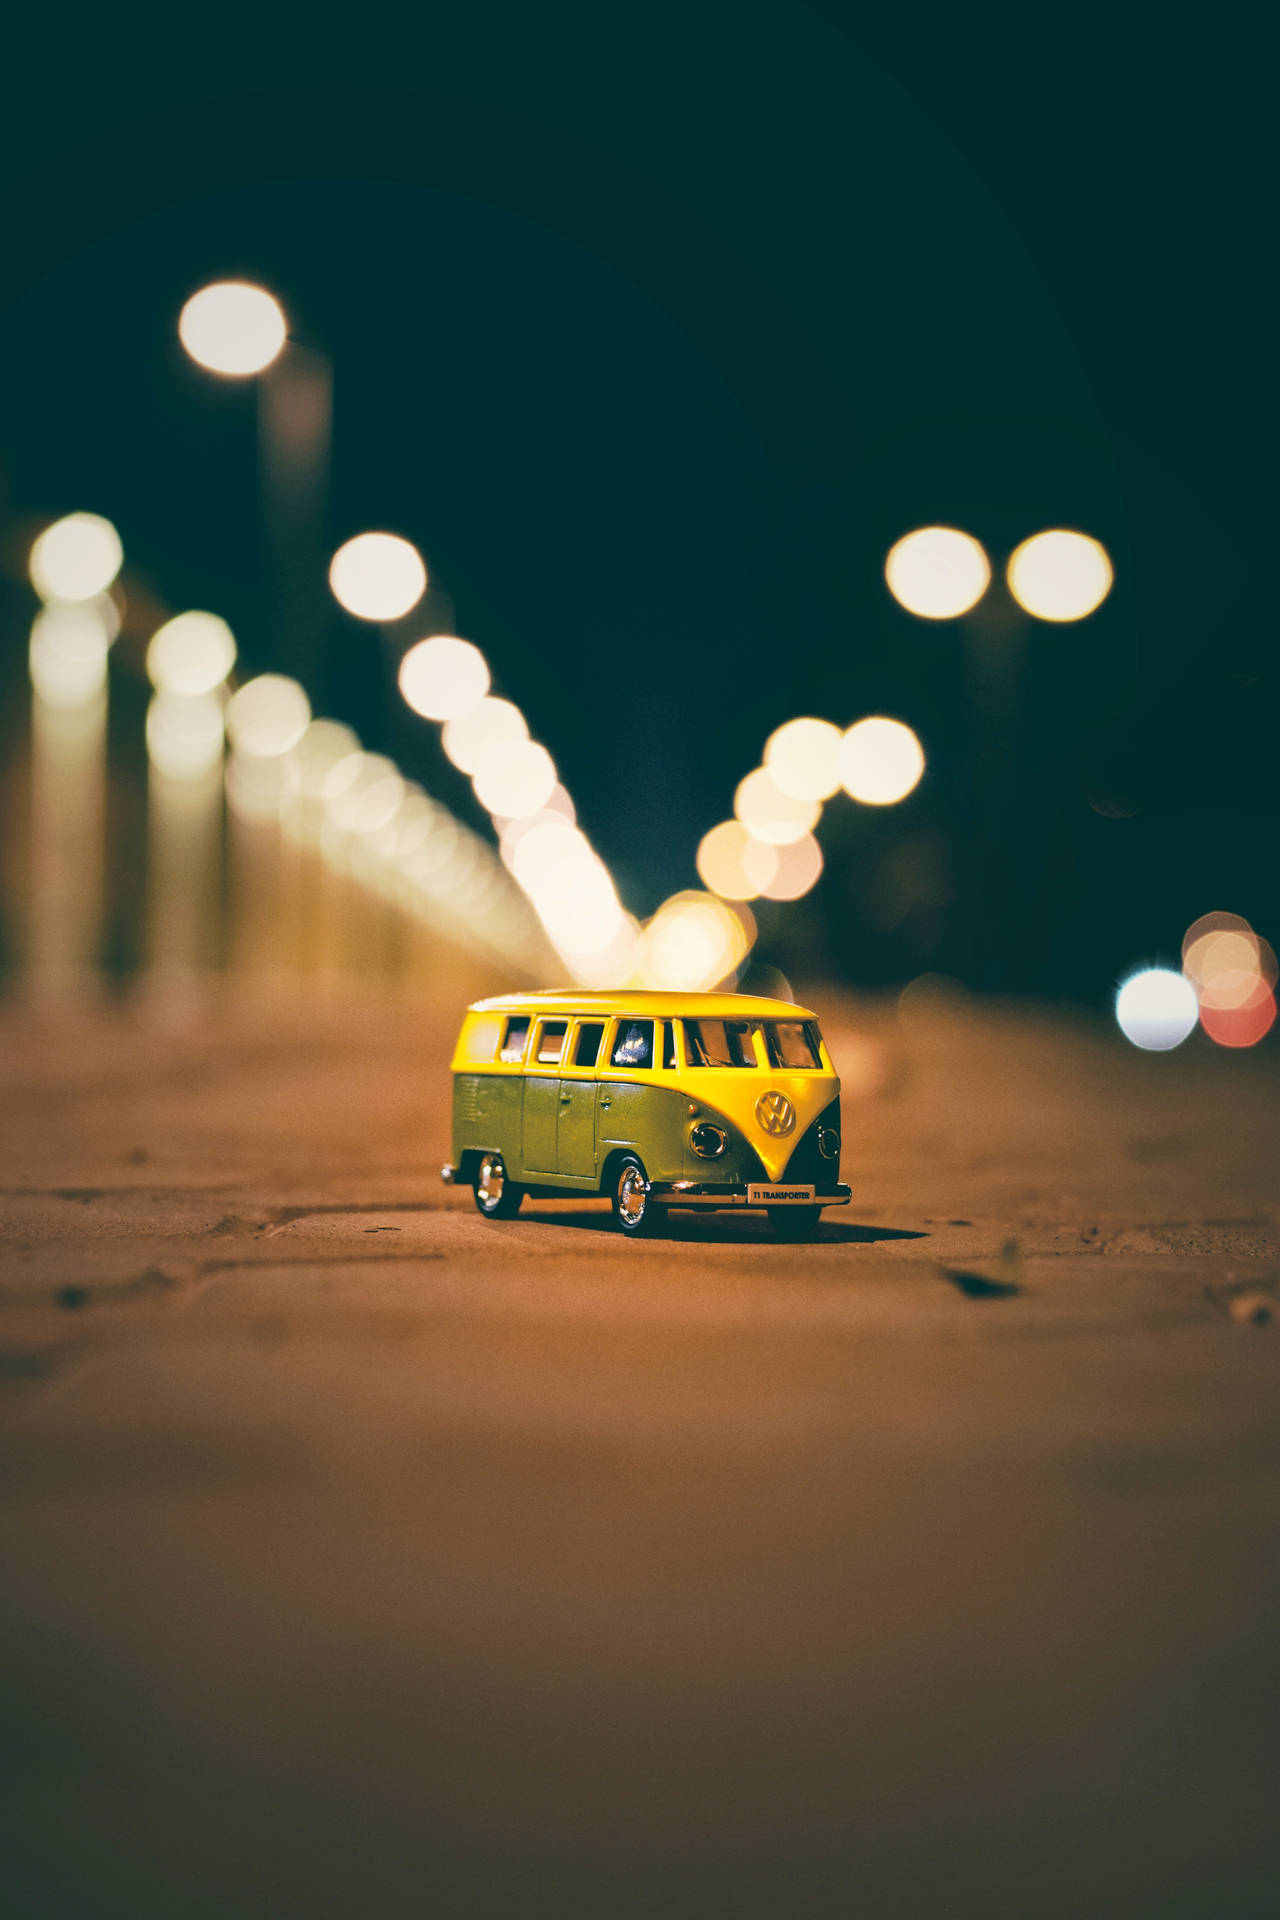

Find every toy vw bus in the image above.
[442,990,850,1236]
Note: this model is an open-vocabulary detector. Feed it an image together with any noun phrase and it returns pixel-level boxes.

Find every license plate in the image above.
[748,1183,816,1205]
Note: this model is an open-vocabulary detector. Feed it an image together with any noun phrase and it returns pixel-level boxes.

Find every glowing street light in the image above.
[839,716,925,805]
[399,635,490,721]
[226,674,311,757]
[329,533,427,622]
[146,612,237,697]
[29,512,123,603]
[885,526,991,620]
[179,282,288,376]
[696,820,779,901]
[734,766,822,845]
[763,717,844,801]
[1115,968,1199,1051]
[1007,529,1113,622]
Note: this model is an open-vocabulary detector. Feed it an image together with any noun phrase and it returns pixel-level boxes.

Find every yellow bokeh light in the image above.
[637,892,752,992]
[29,512,123,603]
[473,740,557,819]
[839,716,925,805]
[146,692,226,780]
[329,533,427,622]
[885,526,990,620]
[763,716,844,801]
[696,820,779,900]
[1006,529,1113,622]
[28,603,113,707]
[734,766,822,845]
[225,674,311,757]
[178,282,287,376]
[399,635,490,721]
[759,832,823,901]
[146,611,237,696]
[441,696,528,773]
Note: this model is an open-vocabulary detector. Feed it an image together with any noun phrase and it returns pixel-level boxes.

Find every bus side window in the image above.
[661,1021,676,1070]
[611,1020,654,1069]
[573,1021,605,1066]
[500,1016,530,1063]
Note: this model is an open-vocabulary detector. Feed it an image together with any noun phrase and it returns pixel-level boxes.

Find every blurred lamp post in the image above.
[178,281,332,689]
[143,612,236,1005]
[24,514,124,1002]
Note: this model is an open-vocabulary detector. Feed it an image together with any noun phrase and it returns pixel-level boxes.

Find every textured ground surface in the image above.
[1,991,1277,1917]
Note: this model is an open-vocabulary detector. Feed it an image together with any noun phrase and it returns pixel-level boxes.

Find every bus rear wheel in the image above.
[473,1152,524,1220]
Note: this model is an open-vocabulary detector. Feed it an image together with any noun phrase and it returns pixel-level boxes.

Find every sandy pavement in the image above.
[1,991,1277,1917]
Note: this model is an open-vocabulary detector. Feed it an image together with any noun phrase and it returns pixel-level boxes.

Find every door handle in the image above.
[599,1098,611,1110]
[559,1092,571,1103]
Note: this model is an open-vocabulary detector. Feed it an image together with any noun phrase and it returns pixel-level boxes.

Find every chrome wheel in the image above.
[473,1152,523,1219]
[611,1155,657,1236]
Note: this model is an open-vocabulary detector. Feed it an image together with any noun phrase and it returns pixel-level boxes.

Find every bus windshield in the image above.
[683,1018,822,1069]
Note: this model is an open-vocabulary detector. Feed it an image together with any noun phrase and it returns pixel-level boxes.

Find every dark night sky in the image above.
[1,5,1273,998]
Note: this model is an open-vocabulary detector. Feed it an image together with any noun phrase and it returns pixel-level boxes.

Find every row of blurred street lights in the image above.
[16,279,1271,1043]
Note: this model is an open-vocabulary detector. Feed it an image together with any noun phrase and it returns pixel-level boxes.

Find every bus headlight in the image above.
[690,1123,728,1159]
[817,1127,840,1160]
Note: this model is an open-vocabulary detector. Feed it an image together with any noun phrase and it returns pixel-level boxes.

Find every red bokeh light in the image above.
[1199,988,1277,1049]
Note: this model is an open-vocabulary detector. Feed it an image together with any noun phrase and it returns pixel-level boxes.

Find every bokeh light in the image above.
[759,832,823,901]
[839,717,925,805]
[636,892,753,991]
[146,692,226,780]
[696,820,780,900]
[734,766,822,845]
[473,740,557,819]
[329,533,427,622]
[1199,989,1276,1049]
[1006,529,1113,622]
[146,612,237,696]
[178,282,287,376]
[763,717,844,802]
[399,635,490,721]
[1115,967,1199,1051]
[225,674,311,757]
[324,753,406,835]
[884,526,990,620]
[29,512,123,603]
[442,696,528,774]
[28,603,114,707]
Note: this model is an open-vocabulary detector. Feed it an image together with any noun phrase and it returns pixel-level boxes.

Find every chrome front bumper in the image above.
[650,1181,852,1209]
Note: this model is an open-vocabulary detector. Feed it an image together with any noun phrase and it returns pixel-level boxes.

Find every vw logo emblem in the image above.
[755,1090,796,1137]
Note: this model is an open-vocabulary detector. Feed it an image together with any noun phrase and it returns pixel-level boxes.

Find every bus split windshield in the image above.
[683,1018,822,1070]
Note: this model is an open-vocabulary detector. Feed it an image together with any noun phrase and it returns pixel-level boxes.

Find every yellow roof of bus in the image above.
[467,989,818,1021]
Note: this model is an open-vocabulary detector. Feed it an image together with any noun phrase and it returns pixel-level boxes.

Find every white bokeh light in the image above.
[146,692,226,780]
[473,740,557,819]
[225,674,311,757]
[442,697,528,773]
[399,635,490,721]
[329,533,427,622]
[1007,530,1113,622]
[28,603,114,707]
[29,513,123,603]
[178,282,287,376]
[839,717,925,805]
[734,766,822,846]
[763,717,844,801]
[146,612,237,696]
[1115,968,1199,1051]
[885,526,991,620]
